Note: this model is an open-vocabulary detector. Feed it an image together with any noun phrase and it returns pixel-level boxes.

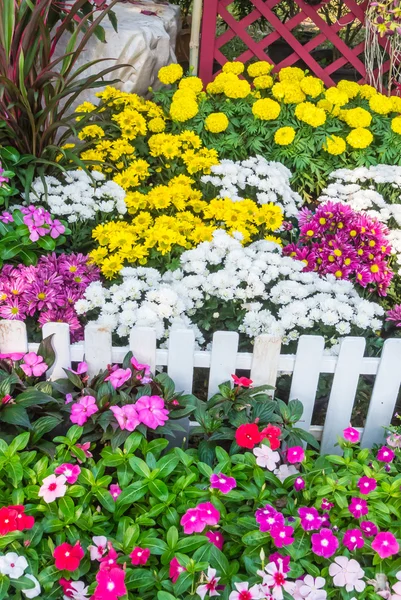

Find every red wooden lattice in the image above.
[199,0,382,87]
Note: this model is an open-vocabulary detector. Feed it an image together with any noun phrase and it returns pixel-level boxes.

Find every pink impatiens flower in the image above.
[357,476,377,494]
[253,445,280,471]
[229,582,264,600]
[110,405,140,431]
[55,463,81,484]
[210,473,237,494]
[88,536,108,561]
[343,427,360,443]
[206,531,224,550]
[329,556,366,592]
[135,395,169,429]
[109,484,122,501]
[130,547,150,566]
[38,474,67,503]
[20,352,47,377]
[287,446,305,464]
[169,557,186,583]
[311,528,339,558]
[371,532,400,559]
[70,395,98,426]
[348,497,368,518]
[105,367,131,389]
[197,567,221,600]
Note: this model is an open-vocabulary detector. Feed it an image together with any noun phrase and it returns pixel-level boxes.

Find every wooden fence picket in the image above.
[130,327,157,373]
[0,320,28,353]
[250,334,281,388]
[84,323,113,378]
[208,331,239,398]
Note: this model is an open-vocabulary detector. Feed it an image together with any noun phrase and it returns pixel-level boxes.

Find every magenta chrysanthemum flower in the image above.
[377,446,395,463]
[387,304,401,327]
[343,529,364,551]
[348,497,368,519]
[357,476,377,495]
[298,507,322,531]
[311,528,339,558]
[371,532,399,559]
[360,521,378,537]
[343,427,360,443]
[270,525,295,548]
[210,473,237,494]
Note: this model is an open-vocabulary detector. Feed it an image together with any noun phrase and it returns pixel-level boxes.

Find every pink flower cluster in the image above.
[1,206,65,242]
[284,202,393,296]
[0,253,99,341]
[180,502,220,534]
[110,395,169,431]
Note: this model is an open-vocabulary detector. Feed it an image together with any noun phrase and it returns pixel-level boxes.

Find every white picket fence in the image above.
[1,319,401,453]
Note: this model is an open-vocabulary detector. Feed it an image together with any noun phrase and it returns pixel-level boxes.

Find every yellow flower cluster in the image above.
[158,63,184,85]
[90,197,284,277]
[295,102,326,127]
[205,112,229,133]
[252,98,281,120]
[343,107,372,128]
[323,135,346,155]
[247,61,274,78]
[346,127,373,149]
[274,127,296,146]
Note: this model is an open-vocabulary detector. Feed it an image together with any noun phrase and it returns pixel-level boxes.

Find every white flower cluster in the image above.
[320,165,401,273]
[76,230,383,348]
[29,170,127,223]
[201,156,303,218]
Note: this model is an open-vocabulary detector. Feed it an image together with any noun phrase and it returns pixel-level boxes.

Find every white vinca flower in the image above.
[76,230,384,350]
[201,156,304,218]
[0,552,28,578]
[29,170,127,222]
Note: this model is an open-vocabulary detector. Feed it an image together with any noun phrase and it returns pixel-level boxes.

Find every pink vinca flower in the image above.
[20,352,47,377]
[70,395,98,426]
[294,477,305,491]
[270,525,295,548]
[197,502,220,526]
[229,582,264,600]
[256,506,284,533]
[299,575,327,600]
[210,473,237,494]
[130,547,150,566]
[371,532,399,559]
[343,427,360,443]
[287,446,305,464]
[329,556,366,592]
[105,367,131,389]
[110,484,122,501]
[258,560,294,600]
[95,566,126,599]
[343,529,364,551]
[170,557,186,583]
[135,395,169,429]
[311,528,339,558]
[38,474,67,503]
[88,536,108,561]
[348,497,368,518]
[206,531,224,550]
[110,405,140,431]
[55,463,81,484]
[377,446,395,463]
[298,507,322,531]
[357,476,377,494]
[383,571,401,600]
[360,521,378,537]
[253,445,280,471]
[196,567,221,600]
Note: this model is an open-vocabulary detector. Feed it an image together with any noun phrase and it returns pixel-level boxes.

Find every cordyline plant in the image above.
[0,0,122,168]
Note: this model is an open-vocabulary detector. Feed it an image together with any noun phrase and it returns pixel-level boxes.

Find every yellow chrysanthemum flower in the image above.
[78,125,105,140]
[178,76,203,93]
[148,117,166,133]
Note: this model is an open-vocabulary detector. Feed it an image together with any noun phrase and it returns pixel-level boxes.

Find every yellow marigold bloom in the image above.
[274,126,296,145]
[344,107,372,128]
[346,127,373,149]
[391,96,401,113]
[253,75,274,89]
[323,135,346,155]
[173,88,197,102]
[222,61,245,75]
[179,76,203,93]
[369,93,393,115]
[359,84,377,100]
[300,76,324,98]
[279,67,305,82]
[272,81,305,104]
[170,99,199,122]
[78,124,105,140]
[206,72,237,94]
[252,98,281,120]
[337,80,359,99]
[205,112,229,133]
[158,63,183,85]
[295,102,326,127]
[148,117,166,133]
[224,78,251,98]
[391,116,401,134]
[317,98,340,117]
[247,61,273,77]
[324,87,349,107]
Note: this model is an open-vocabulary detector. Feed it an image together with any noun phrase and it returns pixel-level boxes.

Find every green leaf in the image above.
[16,389,55,408]
[1,404,31,428]
[176,535,208,553]
[148,479,169,502]
[124,431,143,454]
[129,456,151,479]
[167,526,178,549]
[31,415,62,444]
[158,592,178,600]
[0,575,9,600]
[58,496,75,523]
[66,425,84,444]
[95,488,116,513]
[156,454,179,479]
[117,480,148,506]
[125,568,155,590]
[37,334,56,370]
[37,236,56,251]
[173,571,193,596]
[8,432,30,455]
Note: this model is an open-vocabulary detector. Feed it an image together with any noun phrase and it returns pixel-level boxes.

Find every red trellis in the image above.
[198,0,383,87]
